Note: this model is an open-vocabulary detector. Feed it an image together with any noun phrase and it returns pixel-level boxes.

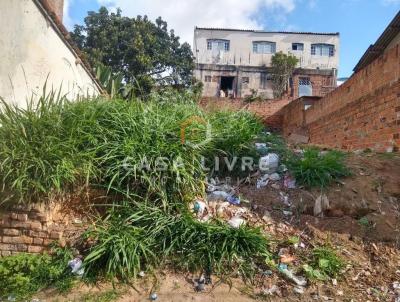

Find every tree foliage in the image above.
[70,7,194,94]
[271,52,298,98]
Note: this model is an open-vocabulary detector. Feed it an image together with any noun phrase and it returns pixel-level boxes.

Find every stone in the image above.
[16,214,28,221]
[30,221,42,231]
[2,228,20,236]
[28,245,44,253]
[33,238,44,245]
[2,235,33,244]
[49,231,62,240]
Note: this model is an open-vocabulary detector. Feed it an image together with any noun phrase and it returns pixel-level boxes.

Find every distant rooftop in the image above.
[195,27,339,36]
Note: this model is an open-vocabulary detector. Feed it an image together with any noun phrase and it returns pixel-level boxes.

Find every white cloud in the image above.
[63,0,74,29]
[95,0,296,45]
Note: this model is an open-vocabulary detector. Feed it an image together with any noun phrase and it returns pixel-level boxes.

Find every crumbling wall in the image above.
[0,202,85,256]
[282,43,400,151]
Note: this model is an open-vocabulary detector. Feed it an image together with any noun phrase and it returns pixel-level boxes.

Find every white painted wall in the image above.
[0,0,101,107]
[194,28,339,70]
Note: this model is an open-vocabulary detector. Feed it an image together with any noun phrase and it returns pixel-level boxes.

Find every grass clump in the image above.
[303,246,344,281]
[83,204,270,282]
[287,148,350,188]
[0,245,74,300]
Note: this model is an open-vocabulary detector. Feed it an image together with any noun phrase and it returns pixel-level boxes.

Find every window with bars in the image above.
[242,77,249,84]
[207,39,230,51]
[292,43,304,51]
[204,75,212,82]
[253,41,276,54]
[311,44,334,57]
[298,77,312,97]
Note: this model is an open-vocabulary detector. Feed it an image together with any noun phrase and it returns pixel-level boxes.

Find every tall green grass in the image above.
[83,203,270,281]
[287,148,350,188]
[0,91,262,203]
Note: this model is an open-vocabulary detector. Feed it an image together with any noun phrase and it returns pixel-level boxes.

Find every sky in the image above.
[64,0,400,77]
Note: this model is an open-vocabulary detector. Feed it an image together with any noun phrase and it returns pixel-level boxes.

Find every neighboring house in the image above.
[0,0,103,107]
[193,27,339,99]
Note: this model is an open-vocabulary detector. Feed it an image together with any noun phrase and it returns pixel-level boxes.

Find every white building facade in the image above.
[0,0,102,107]
[193,27,340,98]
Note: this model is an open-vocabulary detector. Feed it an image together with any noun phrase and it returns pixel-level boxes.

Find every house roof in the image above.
[353,11,400,72]
[32,0,104,93]
[195,27,339,36]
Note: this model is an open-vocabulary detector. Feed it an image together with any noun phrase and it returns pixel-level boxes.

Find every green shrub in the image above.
[303,246,344,281]
[287,148,350,188]
[0,245,74,299]
[83,204,270,281]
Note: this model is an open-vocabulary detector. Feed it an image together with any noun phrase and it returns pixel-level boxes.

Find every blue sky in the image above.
[65,0,400,77]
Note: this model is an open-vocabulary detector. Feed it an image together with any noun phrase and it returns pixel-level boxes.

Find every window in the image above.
[253,41,276,54]
[311,44,334,57]
[260,73,271,89]
[204,75,212,82]
[242,77,249,84]
[207,39,230,51]
[292,43,304,51]
[298,77,312,97]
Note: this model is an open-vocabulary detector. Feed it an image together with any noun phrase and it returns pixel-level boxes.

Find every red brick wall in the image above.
[199,97,291,130]
[282,43,400,152]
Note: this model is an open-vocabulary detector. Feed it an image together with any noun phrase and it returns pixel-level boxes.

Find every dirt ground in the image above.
[35,152,400,302]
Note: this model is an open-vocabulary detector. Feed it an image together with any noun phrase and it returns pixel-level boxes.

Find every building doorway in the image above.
[220,76,235,97]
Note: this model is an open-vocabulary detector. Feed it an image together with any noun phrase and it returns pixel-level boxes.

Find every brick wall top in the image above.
[305,43,400,124]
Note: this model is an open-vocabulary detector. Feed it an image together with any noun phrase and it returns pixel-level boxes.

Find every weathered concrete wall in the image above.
[0,0,101,107]
[281,43,400,152]
[194,28,339,70]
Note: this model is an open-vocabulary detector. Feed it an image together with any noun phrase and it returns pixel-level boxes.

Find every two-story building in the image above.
[193,27,340,99]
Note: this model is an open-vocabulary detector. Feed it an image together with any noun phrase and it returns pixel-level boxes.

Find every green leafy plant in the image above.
[0,245,74,300]
[287,148,350,188]
[303,246,344,281]
[271,52,298,98]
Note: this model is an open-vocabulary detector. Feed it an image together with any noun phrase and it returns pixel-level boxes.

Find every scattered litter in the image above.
[255,143,268,155]
[279,164,288,172]
[68,257,84,276]
[280,192,291,206]
[227,195,240,205]
[228,216,245,228]
[278,263,288,271]
[294,242,306,249]
[256,174,269,189]
[193,200,207,217]
[149,293,158,300]
[194,277,206,292]
[262,285,280,296]
[283,210,293,216]
[262,270,273,276]
[332,278,337,286]
[336,290,344,296]
[280,254,296,264]
[73,218,82,224]
[293,286,305,294]
[313,194,330,217]
[259,153,279,173]
[283,174,296,189]
[269,173,281,181]
[279,266,307,286]
[207,190,230,201]
[138,271,145,278]
[7,295,16,302]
